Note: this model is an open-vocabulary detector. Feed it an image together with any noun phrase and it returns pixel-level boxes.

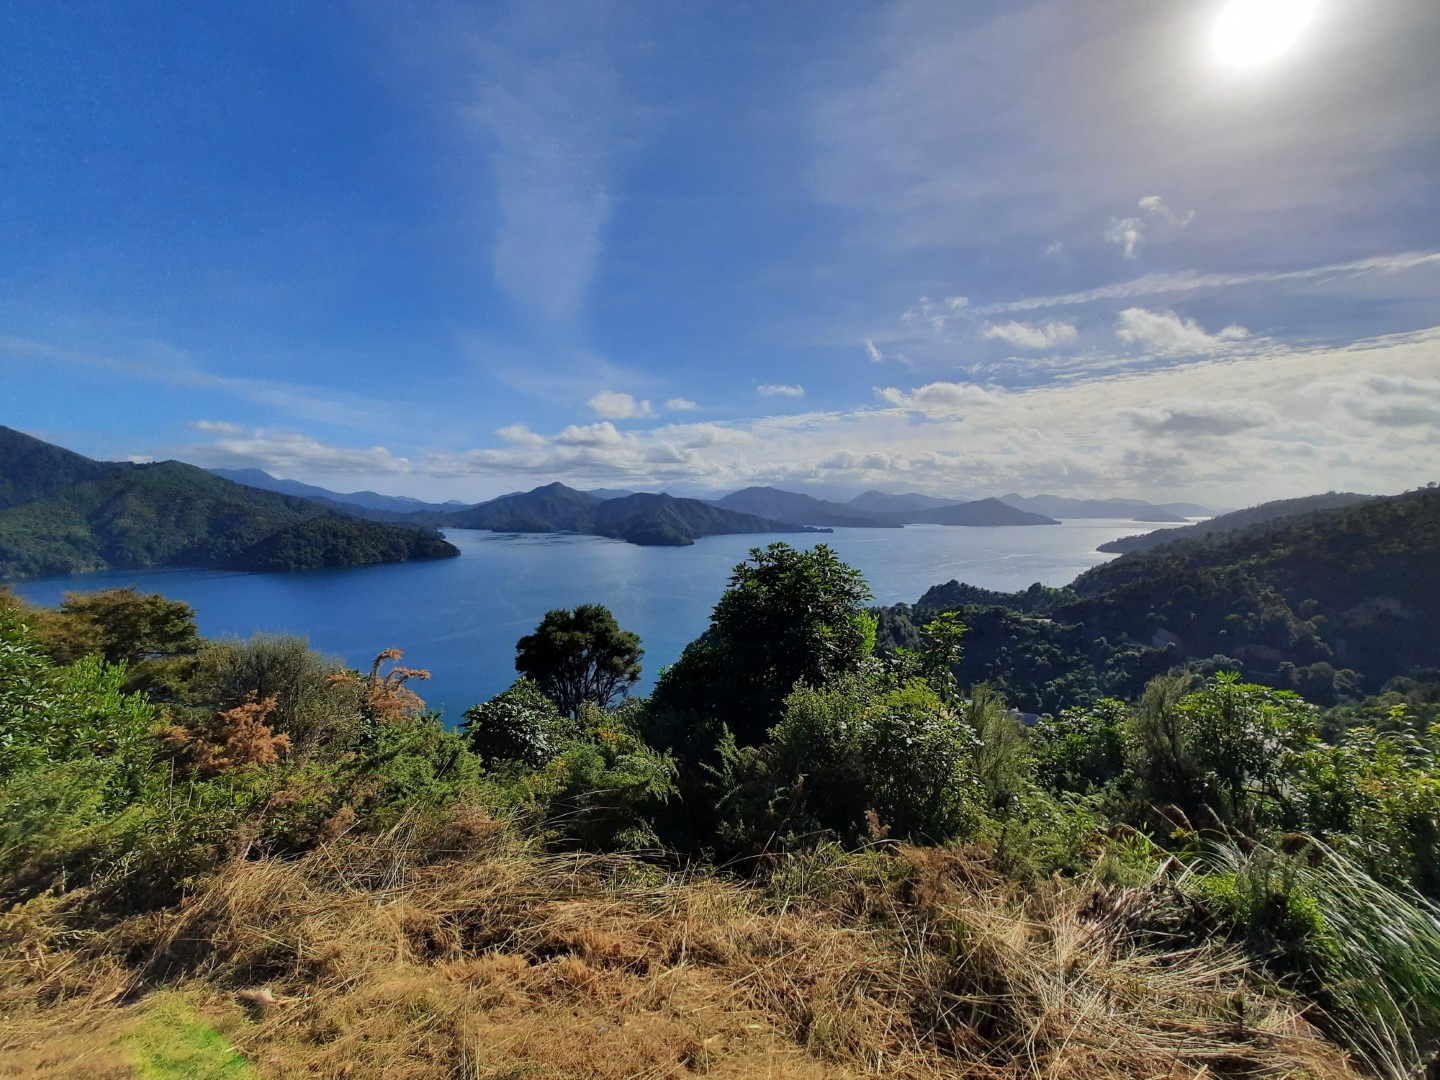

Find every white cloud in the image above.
[865,338,884,362]
[1104,216,1145,259]
[982,320,1078,350]
[665,397,697,411]
[495,423,547,445]
[179,328,1440,507]
[1114,308,1249,354]
[588,390,654,419]
[555,421,626,447]
[877,381,1003,416]
[1139,194,1194,227]
[758,384,805,397]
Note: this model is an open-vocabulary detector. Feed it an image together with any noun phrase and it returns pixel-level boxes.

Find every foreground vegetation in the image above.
[3,535,1440,1078]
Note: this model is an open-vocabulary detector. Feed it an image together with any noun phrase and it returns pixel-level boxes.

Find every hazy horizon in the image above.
[4,1,1437,505]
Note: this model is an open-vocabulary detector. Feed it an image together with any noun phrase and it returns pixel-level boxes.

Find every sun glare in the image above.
[1212,0,1316,68]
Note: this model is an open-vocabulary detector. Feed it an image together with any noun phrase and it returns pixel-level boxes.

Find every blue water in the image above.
[11,521,1178,721]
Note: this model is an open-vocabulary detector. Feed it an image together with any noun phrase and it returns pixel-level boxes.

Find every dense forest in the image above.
[0,428,459,579]
[3,516,1440,1077]
[1098,491,1380,554]
[877,486,1440,715]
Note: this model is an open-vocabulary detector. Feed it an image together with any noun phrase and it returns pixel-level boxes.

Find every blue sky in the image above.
[3,0,1438,504]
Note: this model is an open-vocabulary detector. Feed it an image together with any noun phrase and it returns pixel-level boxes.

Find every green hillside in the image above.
[0,425,118,510]
[1098,492,1378,553]
[0,459,458,579]
[893,486,1440,712]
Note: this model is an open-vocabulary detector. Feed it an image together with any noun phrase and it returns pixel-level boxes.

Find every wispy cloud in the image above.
[758,383,805,397]
[1,335,396,433]
[446,6,645,324]
[1103,217,1144,259]
[965,251,1440,318]
[183,428,412,475]
[1139,194,1194,228]
[982,320,1078,350]
[665,397,697,411]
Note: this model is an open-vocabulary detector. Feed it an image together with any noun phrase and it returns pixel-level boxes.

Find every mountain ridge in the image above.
[0,437,459,580]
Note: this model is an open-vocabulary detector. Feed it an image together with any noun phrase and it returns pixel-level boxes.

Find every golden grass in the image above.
[0,808,1366,1079]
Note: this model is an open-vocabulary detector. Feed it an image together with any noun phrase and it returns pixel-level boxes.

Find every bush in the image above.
[461,677,568,768]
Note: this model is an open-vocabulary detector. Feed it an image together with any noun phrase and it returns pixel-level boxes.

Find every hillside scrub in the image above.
[4,543,1440,1078]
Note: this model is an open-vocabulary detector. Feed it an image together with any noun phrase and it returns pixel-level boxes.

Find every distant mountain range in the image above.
[0,427,459,580]
[994,494,1208,522]
[206,467,1211,532]
[0,424,1233,576]
[848,490,958,514]
[716,487,903,528]
[903,498,1059,526]
[209,467,474,515]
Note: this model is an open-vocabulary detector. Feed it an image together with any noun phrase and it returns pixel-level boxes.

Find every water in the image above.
[11,520,1181,721]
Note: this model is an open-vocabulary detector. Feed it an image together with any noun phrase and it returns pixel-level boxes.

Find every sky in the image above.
[2,0,1438,505]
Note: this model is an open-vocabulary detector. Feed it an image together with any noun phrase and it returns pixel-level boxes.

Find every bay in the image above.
[11,520,1180,721]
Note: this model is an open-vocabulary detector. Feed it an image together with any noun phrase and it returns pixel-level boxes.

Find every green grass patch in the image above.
[120,994,253,1080]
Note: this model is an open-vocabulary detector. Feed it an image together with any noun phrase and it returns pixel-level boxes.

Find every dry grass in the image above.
[0,808,1365,1080]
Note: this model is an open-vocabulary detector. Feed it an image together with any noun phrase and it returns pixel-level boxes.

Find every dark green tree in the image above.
[515,604,643,718]
[461,677,567,767]
[650,543,874,747]
[57,588,199,666]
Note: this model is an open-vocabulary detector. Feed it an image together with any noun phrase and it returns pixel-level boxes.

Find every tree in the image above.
[57,588,199,666]
[461,677,566,767]
[515,604,642,718]
[650,543,874,747]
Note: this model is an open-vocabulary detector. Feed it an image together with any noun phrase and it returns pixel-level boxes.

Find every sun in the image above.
[1212,0,1316,68]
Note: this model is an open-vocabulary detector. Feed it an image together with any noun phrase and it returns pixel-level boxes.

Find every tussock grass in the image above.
[2,808,1363,1079]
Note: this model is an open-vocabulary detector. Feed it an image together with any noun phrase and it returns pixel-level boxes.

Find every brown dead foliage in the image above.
[1,808,1365,1080]
[325,648,431,723]
[159,694,291,777]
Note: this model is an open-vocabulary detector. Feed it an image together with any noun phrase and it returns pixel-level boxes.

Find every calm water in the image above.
[12,521,1180,721]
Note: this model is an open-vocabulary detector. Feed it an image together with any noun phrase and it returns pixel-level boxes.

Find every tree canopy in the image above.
[650,542,875,746]
[515,604,643,718]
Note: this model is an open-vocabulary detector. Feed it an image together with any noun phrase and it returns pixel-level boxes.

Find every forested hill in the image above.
[0,425,118,510]
[1097,491,1378,554]
[890,485,1440,713]
[0,459,458,579]
[442,483,821,546]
